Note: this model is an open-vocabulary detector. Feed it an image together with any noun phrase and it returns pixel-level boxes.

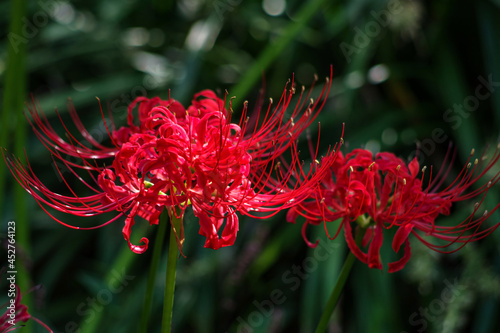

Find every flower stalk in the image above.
[138,210,169,333]
[161,208,183,332]
[314,226,365,333]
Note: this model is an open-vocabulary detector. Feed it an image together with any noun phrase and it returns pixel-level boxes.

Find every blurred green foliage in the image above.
[1,0,500,332]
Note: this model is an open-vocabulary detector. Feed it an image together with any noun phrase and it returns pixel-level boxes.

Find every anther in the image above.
[474,158,478,165]
[314,159,320,164]
[314,74,318,81]
[244,101,249,107]
[467,162,471,169]
[403,178,407,185]
[483,210,488,217]
[471,148,475,155]
[422,166,427,173]
[340,138,344,144]
[396,165,401,171]
[269,98,273,104]
[349,166,354,173]
[368,162,375,171]
[487,181,492,188]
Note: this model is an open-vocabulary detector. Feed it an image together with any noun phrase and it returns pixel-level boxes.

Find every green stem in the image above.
[138,211,169,333]
[230,0,330,107]
[161,209,182,332]
[314,228,365,333]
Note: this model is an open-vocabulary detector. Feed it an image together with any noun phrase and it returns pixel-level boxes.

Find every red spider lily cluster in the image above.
[3,67,500,273]
[1,285,52,332]
[287,147,500,272]
[4,71,342,253]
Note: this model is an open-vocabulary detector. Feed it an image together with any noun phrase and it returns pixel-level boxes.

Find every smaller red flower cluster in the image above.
[0,285,53,332]
[287,147,500,272]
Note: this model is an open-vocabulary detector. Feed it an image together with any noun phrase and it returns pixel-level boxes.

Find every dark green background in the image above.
[1,0,499,332]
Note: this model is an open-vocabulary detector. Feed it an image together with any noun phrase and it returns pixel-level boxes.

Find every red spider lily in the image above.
[4,68,342,253]
[0,285,53,333]
[287,146,500,272]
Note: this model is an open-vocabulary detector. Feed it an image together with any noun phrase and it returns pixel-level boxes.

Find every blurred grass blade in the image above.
[2,0,31,331]
[300,226,345,332]
[1,0,26,218]
[78,238,141,333]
